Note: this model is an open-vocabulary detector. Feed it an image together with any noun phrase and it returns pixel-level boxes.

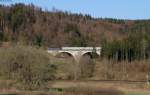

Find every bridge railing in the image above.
[61,47,101,51]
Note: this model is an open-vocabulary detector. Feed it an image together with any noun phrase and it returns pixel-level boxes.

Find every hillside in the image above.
[0,4,150,62]
[0,4,150,47]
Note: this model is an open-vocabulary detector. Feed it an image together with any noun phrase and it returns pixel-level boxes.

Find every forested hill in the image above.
[0,4,150,48]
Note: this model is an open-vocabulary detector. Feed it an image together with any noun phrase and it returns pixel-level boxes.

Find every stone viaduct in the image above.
[48,47,101,62]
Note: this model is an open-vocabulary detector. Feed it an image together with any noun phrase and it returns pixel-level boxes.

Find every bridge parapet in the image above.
[62,47,101,51]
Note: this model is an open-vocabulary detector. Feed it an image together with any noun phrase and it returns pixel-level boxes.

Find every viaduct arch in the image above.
[48,47,101,63]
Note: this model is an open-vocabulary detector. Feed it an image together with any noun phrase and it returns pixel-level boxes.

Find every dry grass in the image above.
[0,87,124,95]
[61,87,124,95]
[92,59,150,81]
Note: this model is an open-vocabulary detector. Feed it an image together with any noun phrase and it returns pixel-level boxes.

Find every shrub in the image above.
[0,46,56,90]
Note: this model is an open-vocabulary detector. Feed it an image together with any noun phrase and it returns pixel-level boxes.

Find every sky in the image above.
[0,0,150,20]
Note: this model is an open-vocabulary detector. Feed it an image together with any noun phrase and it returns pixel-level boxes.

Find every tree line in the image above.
[102,32,150,62]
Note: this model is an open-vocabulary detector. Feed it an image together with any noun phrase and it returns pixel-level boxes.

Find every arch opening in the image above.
[82,52,99,59]
[55,52,73,58]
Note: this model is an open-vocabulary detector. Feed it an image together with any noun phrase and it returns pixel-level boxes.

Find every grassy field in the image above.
[126,93,149,95]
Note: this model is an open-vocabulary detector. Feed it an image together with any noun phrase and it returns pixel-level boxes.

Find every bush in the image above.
[0,46,56,90]
[80,55,95,78]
